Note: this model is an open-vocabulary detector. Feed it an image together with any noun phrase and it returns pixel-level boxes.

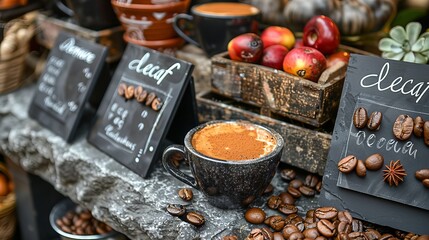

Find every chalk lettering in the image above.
[59,38,96,64]
[44,96,66,115]
[104,125,136,151]
[360,62,429,103]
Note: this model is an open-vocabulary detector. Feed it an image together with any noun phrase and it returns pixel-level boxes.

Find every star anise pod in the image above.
[383,160,407,186]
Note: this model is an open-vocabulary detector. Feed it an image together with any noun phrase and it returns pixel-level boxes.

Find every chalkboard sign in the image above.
[29,31,108,142]
[320,54,429,234]
[87,44,196,178]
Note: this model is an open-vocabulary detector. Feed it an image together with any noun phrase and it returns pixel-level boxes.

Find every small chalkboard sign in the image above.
[87,44,196,178]
[320,54,429,234]
[29,31,108,142]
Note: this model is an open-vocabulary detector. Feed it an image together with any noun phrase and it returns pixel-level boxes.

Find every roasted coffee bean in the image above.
[423,179,429,188]
[414,116,424,137]
[62,225,72,233]
[289,179,304,189]
[278,204,298,215]
[299,185,316,197]
[303,228,320,239]
[315,236,328,240]
[267,195,282,209]
[79,211,91,220]
[279,192,295,205]
[247,228,273,240]
[337,233,350,240]
[351,219,363,232]
[337,221,352,234]
[287,186,302,198]
[337,210,353,223]
[284,214,303,225]
[117,83,126,97]
[353,107,368,129]
[151,97,163,111]
[379,234,395,240]
[264,184,274,195]
[268,215,285,231]
[178,188,193,201]
[304,174,319,188]
[273,232,285,240]
[315,207,338,220]
[223,235,238,240]
[62,216,71,226]
[294,221,305,232]
[367,111,382,130]
[282,224,300,239]
[364,153,384,171]
[166,204,186,216]
[393,114,414,140]
[424,121,429,146]
[125,85,135,100]
[338,155,358,173]
[289,232,305,240]
[415,169,429,181]
[185,211,205,226]
[317,219,336,238]
[349,232,369,240]
[135,87,148,103]
[356,160,367,177]
[403,233,418,240]
[315,181,322,192]
[306,209,315,218]
[145,92,156,106]
[245,207,266,224]
[280,168,296,181]
[416,236,429,240]
[365,229,382,240]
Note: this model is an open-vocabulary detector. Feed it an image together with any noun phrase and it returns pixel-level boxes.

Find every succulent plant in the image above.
[379,22,429,64]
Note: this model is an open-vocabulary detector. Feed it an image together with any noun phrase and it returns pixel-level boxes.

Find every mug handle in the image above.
[55,0,74,17]
[172,13,200,47]
[162,145,200,190]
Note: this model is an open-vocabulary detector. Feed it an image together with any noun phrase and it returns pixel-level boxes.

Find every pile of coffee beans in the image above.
[55,207,113,235]
[166,188,205,227]
[415,168,429,188]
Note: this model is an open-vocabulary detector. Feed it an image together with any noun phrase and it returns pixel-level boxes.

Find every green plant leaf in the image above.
[403,52,415,62]
[379,38,403,52]
[382,51,405,60]
[406,22,422,45]
[390,26,407,43]
[414,53,428,64]
[411,38,425,52]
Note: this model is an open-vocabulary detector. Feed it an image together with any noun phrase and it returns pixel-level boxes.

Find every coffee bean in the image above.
[268,215,285,231]
[416,236,429,240]
[289,232,305,240]
[404,233,418,240]
[178,188,193,201]
[245,207,266,224]
[151,97,163,111]
[267,195,282,209]
[185,211,205,226]
[303,228,320,239]
[338,155,358,173]
[264,184,274,195]
[393,114,414,140]
[61,225,72,233]
[315,207,338,220]
[337,210,353,223]
[79,211,91,220]
[278,204,298,215]
[317,219,336,238]
[364,153,384,171]
[279,192,295,205]
[282,224,300,239]
[287,186,302,198]
[284,214,303,225]
[315,181,322,192]
[145,92,156,106]
[280,168,296,181]
[423,179,429,188]
[306,209,315,218]
[247,228,273,240]
[125,85,135,100]
[315,236,328,240]
[337,221,352,234]
[424,121,429,146]
[135,86,148,103]
[379,234,394,240]
[337,233,350,240]
[117,83,126,97]
[414,116,424,137]
[273,232,285,240]
[365,229,382,240]
[415,169,429,181]
[367,111,382,131]
[356,160,367,177]
[349,232,369,240]
[298,185,315,197]
[289,179,304,189]
[166,204,186,216]
[351,219,363,232]
[353,107,368,129]
[223,235,238,240]
[304,174,319,188]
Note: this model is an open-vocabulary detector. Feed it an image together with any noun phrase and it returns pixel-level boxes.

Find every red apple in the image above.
[261,44,289,70]
[228,33,263,63]
[327,50,350,68]
[261,26,295,50]
[283,46,327,82]
[303,15,340,55]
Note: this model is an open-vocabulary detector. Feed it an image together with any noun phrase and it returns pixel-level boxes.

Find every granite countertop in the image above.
[0,85,320,239]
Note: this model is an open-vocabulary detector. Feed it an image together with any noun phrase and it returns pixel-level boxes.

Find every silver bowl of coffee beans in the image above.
[49,199,126,240]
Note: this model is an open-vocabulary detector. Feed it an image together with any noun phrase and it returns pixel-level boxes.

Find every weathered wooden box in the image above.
[196,91,333,175]
[211,46,372,127]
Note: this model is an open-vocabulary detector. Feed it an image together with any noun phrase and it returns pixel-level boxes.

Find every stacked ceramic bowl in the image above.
[111,0,190,55]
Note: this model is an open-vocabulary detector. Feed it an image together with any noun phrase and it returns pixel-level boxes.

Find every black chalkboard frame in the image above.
[28,31,108,143]
[87,44,196,178]
[320,54,429,234]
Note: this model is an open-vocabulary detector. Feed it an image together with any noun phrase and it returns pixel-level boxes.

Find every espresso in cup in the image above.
[191,121,276,161]
[193,2,260,16]
[162,120,284,209]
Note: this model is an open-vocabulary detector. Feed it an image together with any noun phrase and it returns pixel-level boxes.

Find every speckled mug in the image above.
[162,120,284,209]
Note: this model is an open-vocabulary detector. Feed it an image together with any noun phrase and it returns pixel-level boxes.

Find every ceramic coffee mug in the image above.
[162,120,284,209]
[172,2,261,56]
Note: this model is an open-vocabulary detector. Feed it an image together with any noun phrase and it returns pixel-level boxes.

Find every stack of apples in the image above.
[227,15,351,83]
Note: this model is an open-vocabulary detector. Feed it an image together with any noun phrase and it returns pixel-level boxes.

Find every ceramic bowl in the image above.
[123,33,184,55]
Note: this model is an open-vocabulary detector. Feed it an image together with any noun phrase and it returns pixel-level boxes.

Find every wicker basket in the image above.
[0,46,28,94]
[0,163,16,240]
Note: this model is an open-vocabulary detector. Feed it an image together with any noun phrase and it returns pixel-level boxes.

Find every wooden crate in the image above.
[211,46,373,127]
[196,91,333,175]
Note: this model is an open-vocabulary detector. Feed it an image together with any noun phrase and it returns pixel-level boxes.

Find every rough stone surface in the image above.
[0,86,320,239]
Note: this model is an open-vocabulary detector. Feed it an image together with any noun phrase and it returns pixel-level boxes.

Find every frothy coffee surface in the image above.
[193,2,260,17]
[191,122,276,161]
